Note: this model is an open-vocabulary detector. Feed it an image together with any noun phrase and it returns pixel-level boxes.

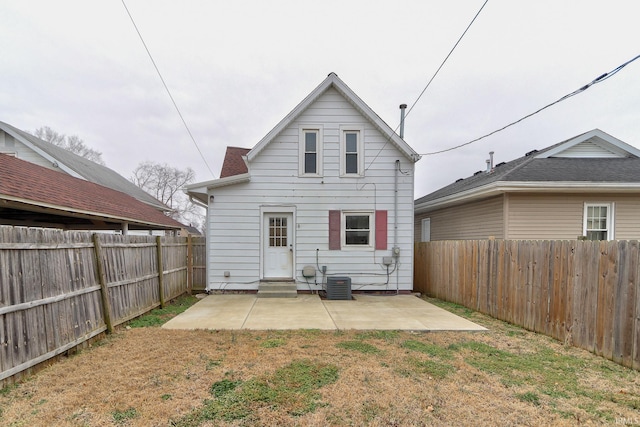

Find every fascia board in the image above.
[0,195,180,229]
[246,78,333,162]
[186,173,250,192]
[415,181,640,213]
[246,74,421,164]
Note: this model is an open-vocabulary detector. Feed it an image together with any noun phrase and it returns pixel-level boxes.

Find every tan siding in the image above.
[611,196,640,239]
[507,193,640,240]
[416,196,504,241]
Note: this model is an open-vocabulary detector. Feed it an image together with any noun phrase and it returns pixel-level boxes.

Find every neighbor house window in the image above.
[340,125,364,176]
[343,211,374,248]
[299,126,322,176]
[583,203,614,240]
[421,218,431,242]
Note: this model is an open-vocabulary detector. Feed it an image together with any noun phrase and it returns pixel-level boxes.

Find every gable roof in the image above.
[0,121,169,211]
[220,146,250,178]
[0,154,183,230]
[246,72,420,163]
[415,129,640,212]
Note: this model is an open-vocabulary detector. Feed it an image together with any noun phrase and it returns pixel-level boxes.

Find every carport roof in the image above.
[0,154,183,230]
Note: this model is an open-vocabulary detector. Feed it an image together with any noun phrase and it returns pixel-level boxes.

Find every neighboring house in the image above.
[415,129,640,242]
[186,73,421,293]
[0,154,183,232]
[0,120,168,212]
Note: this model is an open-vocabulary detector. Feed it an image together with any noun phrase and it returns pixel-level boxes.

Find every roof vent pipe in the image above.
[489,151,494,169]
[486,159,491,172]
[399,104,407,139]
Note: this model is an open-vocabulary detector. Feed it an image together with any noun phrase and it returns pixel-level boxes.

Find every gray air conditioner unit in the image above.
[326,277,352,300]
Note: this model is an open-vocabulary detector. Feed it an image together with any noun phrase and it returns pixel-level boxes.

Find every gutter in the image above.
[415,181,640,213]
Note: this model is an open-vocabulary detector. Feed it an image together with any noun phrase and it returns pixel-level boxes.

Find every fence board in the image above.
[414,239,640,371]
[1,226,204,385]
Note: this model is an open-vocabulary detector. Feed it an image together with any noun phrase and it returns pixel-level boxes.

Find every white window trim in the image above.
[340,125,364,177]
[298,125,323,177]
[421,218,431,242]
[341,210,374,250]
[583,202,614,240]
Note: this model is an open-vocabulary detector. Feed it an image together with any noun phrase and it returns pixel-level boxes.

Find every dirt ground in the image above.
[2,298,640,426]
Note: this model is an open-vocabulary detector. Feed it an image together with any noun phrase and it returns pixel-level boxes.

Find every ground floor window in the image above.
[343,211,373,248]
[583,203,613,240]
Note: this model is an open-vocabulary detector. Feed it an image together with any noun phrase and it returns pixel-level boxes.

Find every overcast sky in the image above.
[2,1,639,198]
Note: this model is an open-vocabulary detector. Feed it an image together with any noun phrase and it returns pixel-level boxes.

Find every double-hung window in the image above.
[583,203,614,240]
[299,126,322,176]
[343,211,374,248]
[340,125,364,176]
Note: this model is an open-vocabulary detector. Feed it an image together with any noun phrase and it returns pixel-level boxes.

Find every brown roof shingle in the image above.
[220,146,250,178]
[0,154,183,229]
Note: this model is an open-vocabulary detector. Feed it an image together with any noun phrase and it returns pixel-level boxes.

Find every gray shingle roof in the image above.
[0,121,168,210]
[415,131,640,205]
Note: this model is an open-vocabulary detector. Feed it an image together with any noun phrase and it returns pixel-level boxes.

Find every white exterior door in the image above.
[263,213,293,279]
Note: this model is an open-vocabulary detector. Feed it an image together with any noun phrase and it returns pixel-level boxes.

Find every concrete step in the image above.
[257,282,298,298]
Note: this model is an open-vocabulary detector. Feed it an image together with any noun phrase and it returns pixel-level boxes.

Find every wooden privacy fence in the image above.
[414,240,640,370]
[0,226,206,385]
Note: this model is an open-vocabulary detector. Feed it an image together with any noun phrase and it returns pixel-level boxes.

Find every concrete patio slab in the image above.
[162,293,487,331]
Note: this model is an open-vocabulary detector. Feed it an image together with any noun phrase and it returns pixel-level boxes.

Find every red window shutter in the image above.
[375,210,387,250]
[329,210,341,250]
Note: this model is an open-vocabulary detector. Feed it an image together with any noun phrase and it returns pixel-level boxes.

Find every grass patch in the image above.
[261,338,286,348]
[336,340,382,354]
[174,359,339,425]
[128,294,198,328]
[516,391,541,406]
[112,407,138,424]
[407,357,457,379]
[402,339,454,359]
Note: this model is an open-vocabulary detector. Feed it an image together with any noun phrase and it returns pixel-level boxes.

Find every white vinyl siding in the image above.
[205,87,415,290]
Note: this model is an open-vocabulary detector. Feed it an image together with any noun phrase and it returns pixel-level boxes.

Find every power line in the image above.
[365,0,489,170]
[421,53,640,156]
[121,0,215,178]
[404,0,489,122]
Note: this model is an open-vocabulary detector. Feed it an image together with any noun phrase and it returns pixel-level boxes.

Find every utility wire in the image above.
[421,53,640,156]
[121,0,215,178]
[365,0,488,171]
[404,0,489,122]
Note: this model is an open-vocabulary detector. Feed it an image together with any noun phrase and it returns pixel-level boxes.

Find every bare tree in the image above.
[131,161,204,229]
[34,126,105,165]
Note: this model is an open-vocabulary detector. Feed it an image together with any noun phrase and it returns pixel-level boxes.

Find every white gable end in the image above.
[537,129,640,159]
[552,139,626,158]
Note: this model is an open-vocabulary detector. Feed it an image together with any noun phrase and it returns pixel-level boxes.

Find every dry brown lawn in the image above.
[2,297,640,426]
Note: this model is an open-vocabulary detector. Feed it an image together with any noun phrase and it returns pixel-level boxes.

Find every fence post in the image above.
[156,236,166,308]
[187,234,193,294]
[92,234,113,334]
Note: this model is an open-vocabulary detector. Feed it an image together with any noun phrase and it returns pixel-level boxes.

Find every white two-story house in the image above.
[186,73,421,295]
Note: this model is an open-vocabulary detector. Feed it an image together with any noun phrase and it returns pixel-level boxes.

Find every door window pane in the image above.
[269,217,288,247]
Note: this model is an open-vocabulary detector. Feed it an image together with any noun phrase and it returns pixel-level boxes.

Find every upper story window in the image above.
[299,126,322,176]
[583,203,614,240]
[340,125,364,176]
